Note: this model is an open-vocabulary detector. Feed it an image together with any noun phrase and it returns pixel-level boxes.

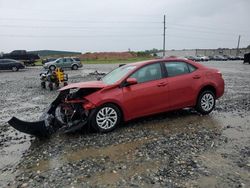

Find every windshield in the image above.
[102,65,137,85]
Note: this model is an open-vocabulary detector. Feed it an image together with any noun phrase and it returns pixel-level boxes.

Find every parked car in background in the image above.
[211,55,227,61]
[243,53,250,64]
[222,55,237,61]
[235,56,244,60]
[43,57,82,70]
[42,58,57,65]
[185,56,200,61]
[0,50,40,66]
[197,55,209,61]
[0,59,25,71]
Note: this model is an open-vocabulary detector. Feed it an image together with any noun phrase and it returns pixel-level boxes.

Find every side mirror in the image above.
[125,78,137,86]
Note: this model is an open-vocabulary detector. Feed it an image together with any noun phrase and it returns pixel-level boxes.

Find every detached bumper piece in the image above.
[8,116,55,138]
[8,115,88,138]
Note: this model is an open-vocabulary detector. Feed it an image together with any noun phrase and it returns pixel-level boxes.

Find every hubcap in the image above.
[201,93,214,112]
[96,107,117,130]
[12,67,17,71]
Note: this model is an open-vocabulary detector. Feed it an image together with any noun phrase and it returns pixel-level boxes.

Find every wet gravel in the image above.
[0,61,250,187]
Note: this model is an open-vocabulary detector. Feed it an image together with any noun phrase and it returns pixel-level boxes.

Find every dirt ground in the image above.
[0,61,249,187]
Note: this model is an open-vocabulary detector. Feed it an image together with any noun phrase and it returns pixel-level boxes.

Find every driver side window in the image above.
[130,63,162,83]
[57,59,63,63]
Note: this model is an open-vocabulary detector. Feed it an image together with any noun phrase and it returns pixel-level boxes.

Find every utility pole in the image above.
[236,35,241,56]
[163,14,166,57]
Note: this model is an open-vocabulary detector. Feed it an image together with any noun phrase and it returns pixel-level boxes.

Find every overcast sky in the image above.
[0,0,250,53]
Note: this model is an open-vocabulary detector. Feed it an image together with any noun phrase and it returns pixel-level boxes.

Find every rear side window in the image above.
[73,58,80,61]
[130,63,162,83]
[164,62,196,77]
[187,63,197,73]
[66,58,72,62]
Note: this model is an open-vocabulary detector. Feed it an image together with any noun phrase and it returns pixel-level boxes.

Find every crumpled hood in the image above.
[59,81,106,91]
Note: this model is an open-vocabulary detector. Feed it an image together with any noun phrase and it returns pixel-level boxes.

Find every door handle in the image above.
[157,82,168,87]
[193,75,201,79]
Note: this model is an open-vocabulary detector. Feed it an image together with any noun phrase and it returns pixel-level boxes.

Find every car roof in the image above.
[127,57,204,68]
[0,58,19,62]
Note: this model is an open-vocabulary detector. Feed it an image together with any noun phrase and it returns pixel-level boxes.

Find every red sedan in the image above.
[9,58,224,137]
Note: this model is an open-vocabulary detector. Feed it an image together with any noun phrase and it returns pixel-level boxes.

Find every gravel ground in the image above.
[0,61,249,187]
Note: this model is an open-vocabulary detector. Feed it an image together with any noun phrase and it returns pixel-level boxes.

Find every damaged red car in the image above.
[9,58,224,137]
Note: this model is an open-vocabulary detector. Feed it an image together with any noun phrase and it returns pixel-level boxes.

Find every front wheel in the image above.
[12,66,18,72]
[49,65,56,71]
[90,103,121,133]
[196,90,215,115]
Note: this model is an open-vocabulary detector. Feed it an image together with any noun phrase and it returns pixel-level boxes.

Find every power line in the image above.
[0,18,161,24]
[168,22,250,33]
[0,34,162,38]
[0,24,162,30]
[0,23,249,37]
[0,33,238,43]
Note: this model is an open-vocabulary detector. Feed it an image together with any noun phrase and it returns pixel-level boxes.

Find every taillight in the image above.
[217,71,222,77]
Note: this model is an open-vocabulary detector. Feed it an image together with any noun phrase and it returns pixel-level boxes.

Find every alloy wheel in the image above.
[96,107,118,130]
[201,93,214,112]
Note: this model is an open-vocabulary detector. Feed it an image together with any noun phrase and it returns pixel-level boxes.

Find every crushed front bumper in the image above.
[8,91,90,138]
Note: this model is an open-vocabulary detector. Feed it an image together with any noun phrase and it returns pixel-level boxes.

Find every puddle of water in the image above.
[0,133,31,184]
[197,152,250,185]
[64,138,151,162]
[29,137,153,173]
[78,160,161,186]
[135,112,220,134]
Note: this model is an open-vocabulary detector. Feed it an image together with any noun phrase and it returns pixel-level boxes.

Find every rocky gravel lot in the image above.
[0,61,250,187]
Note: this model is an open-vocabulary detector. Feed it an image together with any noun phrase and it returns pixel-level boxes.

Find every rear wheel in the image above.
[72,64,78,70]
[90,103,121,133]
[196,90,215,115]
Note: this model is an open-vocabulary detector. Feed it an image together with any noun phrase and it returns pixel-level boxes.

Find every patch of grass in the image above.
[35,60,43,66]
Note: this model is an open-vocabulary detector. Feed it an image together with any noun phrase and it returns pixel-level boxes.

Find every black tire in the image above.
[90,103,121,133]
[41,82,46,89]
[12,66,18,72]
[55,82,59,88]
[196,90,216,115]
[49,65,56,71]
[49,83,53,91]
[72,64,78,70]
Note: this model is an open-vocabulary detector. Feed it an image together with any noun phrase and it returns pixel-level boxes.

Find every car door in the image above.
[0,60,10,70]
[56,58,64,67]
[122,62,169,119]
[164,61,200,109]
[0,60,4,70]
[65,58,72,68]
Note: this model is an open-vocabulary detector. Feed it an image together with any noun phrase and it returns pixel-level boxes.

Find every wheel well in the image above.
[197,85,216,101]
[72,64,78,67]
[49,65,56,68]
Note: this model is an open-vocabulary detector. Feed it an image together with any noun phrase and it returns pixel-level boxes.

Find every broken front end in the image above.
[8,88,99,138]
